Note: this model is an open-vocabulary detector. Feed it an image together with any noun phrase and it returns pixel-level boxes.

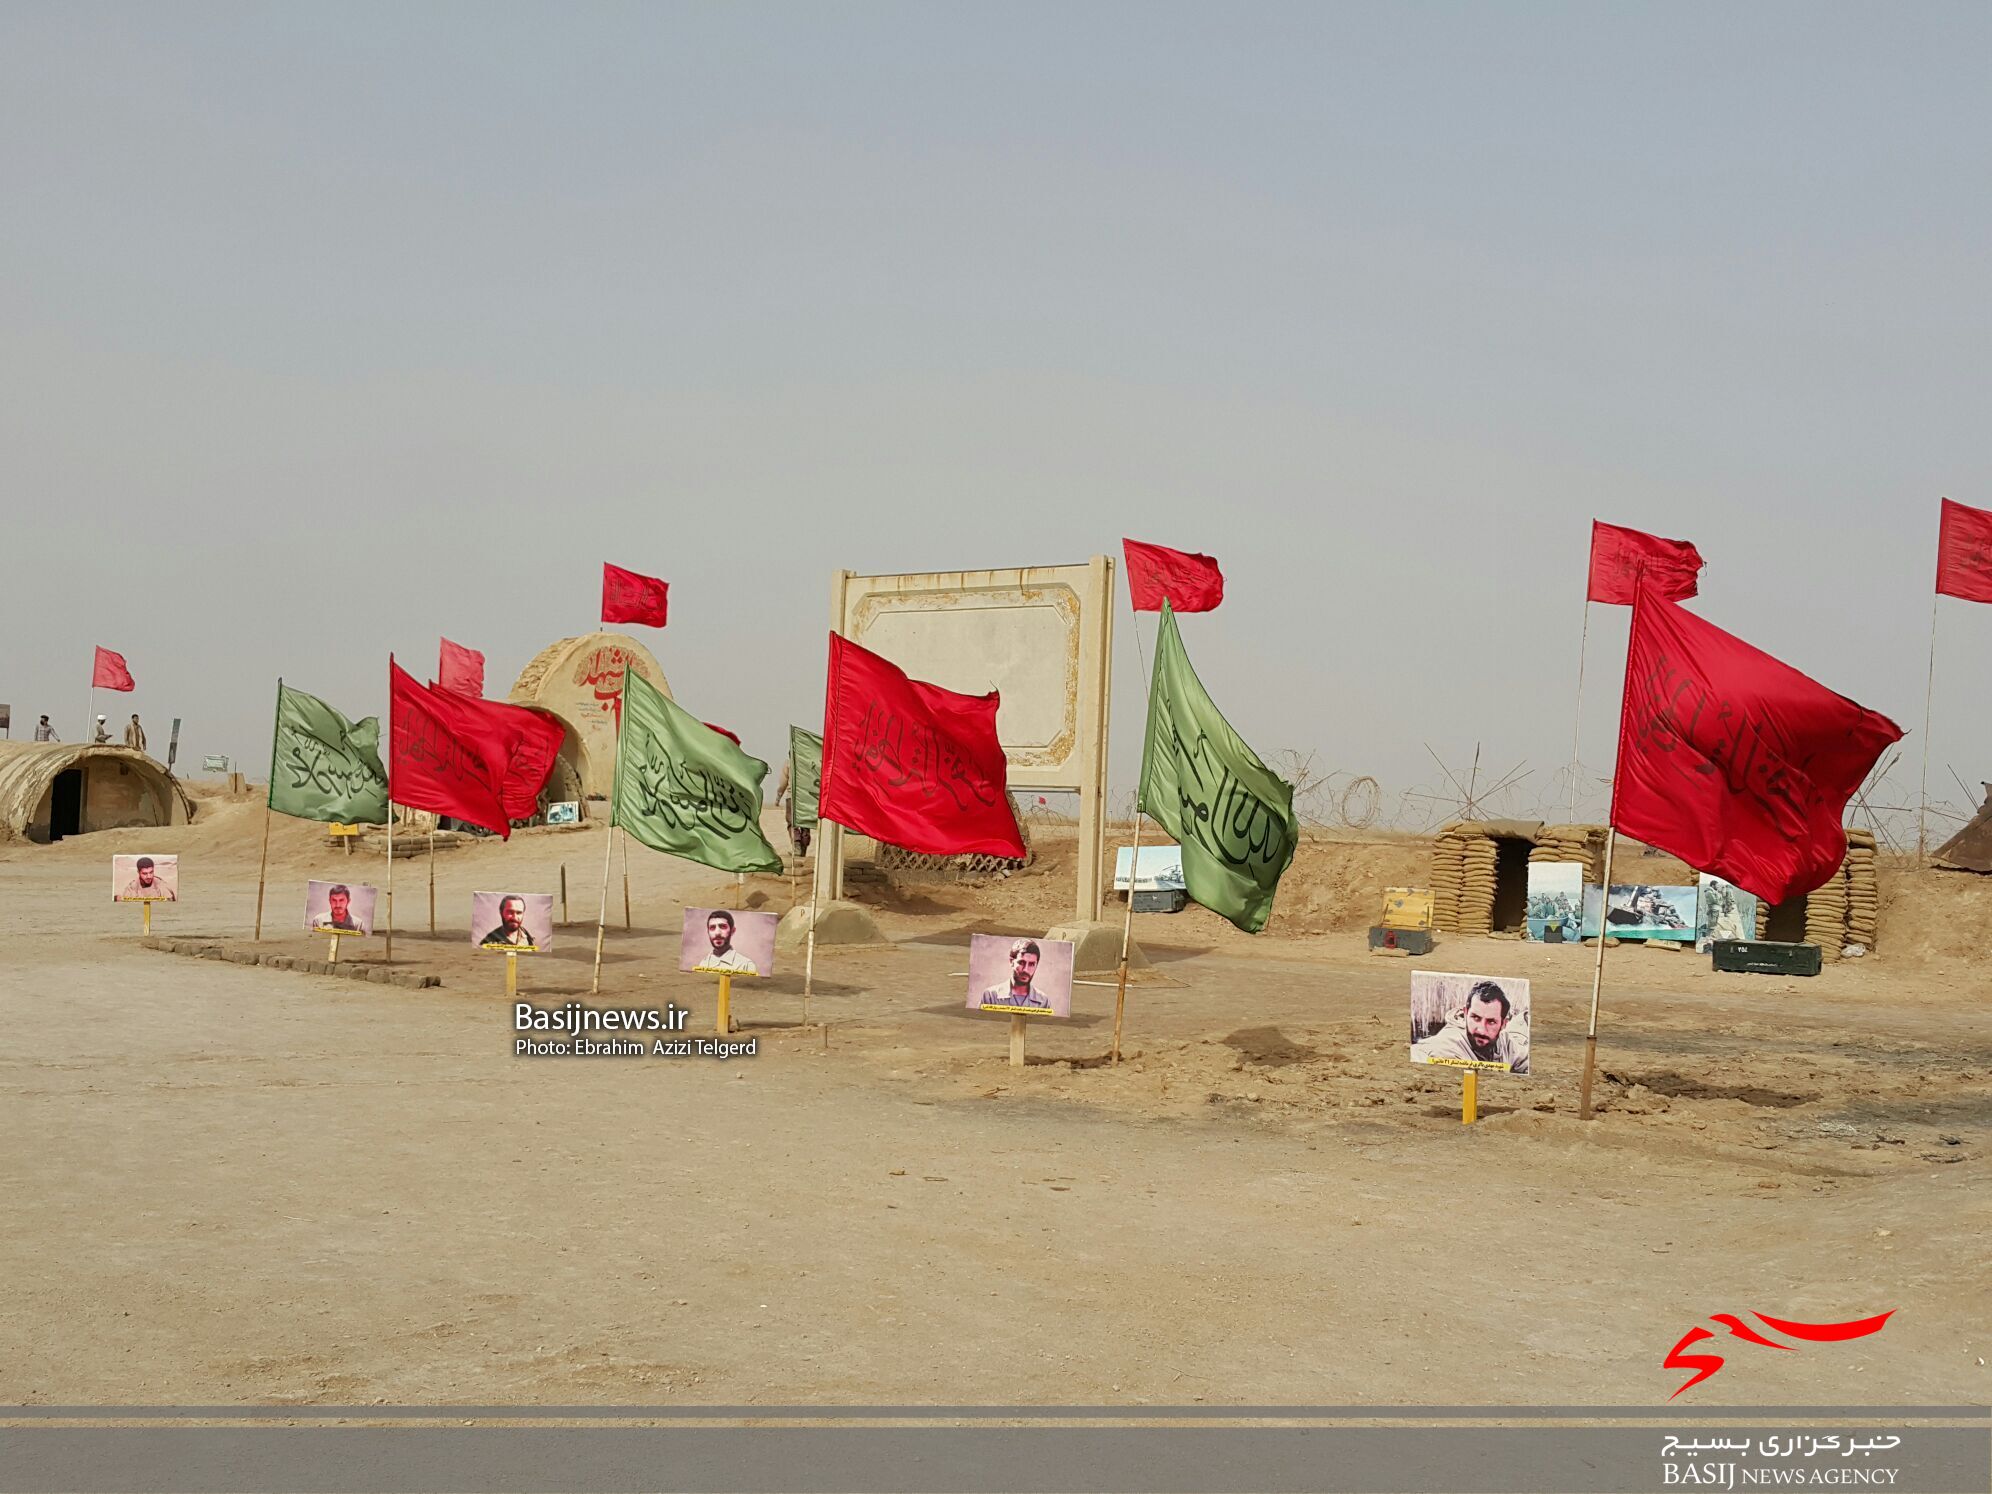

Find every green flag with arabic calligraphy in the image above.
[613,669,783,873]
[268,680,390,825]
[1137,602,1298,933]
[787,725,822,831]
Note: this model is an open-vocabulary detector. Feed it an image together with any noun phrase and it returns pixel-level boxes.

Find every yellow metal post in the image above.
[506,951,517,999]
[715,973,732,1035]
[1009,1013,1027,1068]
[1463,1069,1478,1125]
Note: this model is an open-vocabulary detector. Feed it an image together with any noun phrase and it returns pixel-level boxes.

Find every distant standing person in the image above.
[34,715,57,742]
[124,714,146,753]
[92,715,111,744]
[774,760,811,857]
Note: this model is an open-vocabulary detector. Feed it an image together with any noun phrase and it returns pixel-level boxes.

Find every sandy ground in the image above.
[2,794,1987,1409]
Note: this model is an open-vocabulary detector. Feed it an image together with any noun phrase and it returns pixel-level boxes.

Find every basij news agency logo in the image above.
[1665,1309,1894,1398]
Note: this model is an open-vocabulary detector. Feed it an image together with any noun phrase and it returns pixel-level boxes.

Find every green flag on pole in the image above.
[614,669,783,873]
[1137,601,1298,933]
[787,725,822,831]
[268,681,390,825]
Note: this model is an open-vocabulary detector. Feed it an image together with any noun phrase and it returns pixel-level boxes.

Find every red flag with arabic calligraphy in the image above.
[429,682,565,821]
[1586,520,1703,605]
[1122,538,1224,613]
[818,633,1026,858]
[601,562,669,628]
[387,659,513,838]
[437,637,485,696]
[1613,582,1901,905]
[1935,497,1992,603]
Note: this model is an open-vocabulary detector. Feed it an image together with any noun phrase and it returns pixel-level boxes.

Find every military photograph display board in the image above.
[679,908,779,976]
[471,891,554,952]
[1696,874,1760,951]
[966,933,1075,1018]
[111,854,178,902]
[1524,862,1583,943]
[1410,971,1531,1075]
[1581,883,1698,942]
[304,879,377,936]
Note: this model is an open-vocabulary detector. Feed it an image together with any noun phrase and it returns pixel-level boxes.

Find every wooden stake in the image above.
[427,830,436,933]
[1009,1012,1027,1068]
[1578,825,1619,1121]
[1462,1068,1478,1125]
[560,863,568,926]
[505,950,518,999]
[1111,807,1145,1064]
[716,972,733,1035]
[621,829,631,930]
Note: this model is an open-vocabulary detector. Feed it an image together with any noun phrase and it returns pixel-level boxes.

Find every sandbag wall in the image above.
[1430,821,1594,934]
[1527,824,1608,886]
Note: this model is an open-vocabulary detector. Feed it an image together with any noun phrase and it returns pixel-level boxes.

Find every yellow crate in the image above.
[1380,887,1434,931]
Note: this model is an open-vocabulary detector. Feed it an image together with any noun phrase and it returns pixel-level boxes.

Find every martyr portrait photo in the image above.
[471,891,554,952]
[1410,971,1531,1075]
[966,933,1075,1019]
[304,879,377,935]
[679,907,779,976]
[111,854,179,902]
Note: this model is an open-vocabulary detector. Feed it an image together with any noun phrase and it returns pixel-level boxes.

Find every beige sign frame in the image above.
[814,558,1115,922]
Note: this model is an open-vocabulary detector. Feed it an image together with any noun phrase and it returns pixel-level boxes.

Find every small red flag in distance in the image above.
[1122,539,1224,612]
[438,637,486,697]
[1935,497,1992,603]
[1586,520,1704,605]
[601,563,669,628]
[1612,581,1902,905]
[92,646,136,692]
[818,633,1026,858]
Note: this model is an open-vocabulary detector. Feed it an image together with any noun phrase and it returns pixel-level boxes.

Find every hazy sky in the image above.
[4,3,1988,825]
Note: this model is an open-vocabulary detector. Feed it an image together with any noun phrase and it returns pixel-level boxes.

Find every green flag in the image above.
[1137,602,1298,933]
[268,681,390,825]
[787,725,822,830]
[614,669,783,873]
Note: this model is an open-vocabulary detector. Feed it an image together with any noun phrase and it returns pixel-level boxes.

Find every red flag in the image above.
[1613,583,1902,905]
[92,646,135,692]
[704,722,741,746]
[818,633,1026,858]
[430,682,565,821]
[601,562,669,628]
[1122,538,1224,613]
[387,659,513,838]
[1935,497,1992,603]
[1586,520,1703,605]
[438,637,486,697]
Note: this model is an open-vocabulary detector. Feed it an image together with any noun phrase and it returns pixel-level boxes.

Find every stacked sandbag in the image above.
[1457,835,1498,935]
[1429,827,1467,932]
[1804,867,1848,955]
[1529,823,1606,885]
[1844,829,1879,948]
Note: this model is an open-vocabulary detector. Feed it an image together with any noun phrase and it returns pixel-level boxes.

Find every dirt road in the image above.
[3,805,1986,1408]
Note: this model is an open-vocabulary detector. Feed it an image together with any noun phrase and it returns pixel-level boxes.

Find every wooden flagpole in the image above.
[385,803,395,963]
[1568,598,1592,822]
[254,677,281,940]
[1918,591,1940,862]
[590,683,627,995]
[621,829,631,929]
[1578,825,1618,1121]
[427,830,436,932]
[1110,802,1144,1064]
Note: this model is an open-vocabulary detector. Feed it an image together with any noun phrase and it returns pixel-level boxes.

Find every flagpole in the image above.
[621,829,631,929]
[1568,598,1591,822]
[1578,824,1617,1122]
[254,678,281,940]
[1110,801,1144,1064]
[591,681,626,996]
[1918,591,1939,863]
[428,830,436,932]
[385,803,395,963]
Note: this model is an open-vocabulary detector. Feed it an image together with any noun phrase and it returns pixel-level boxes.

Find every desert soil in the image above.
[2,792,1987,1408]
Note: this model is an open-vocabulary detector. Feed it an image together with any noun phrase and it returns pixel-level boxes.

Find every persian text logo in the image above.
[1664,1310,1894,1398]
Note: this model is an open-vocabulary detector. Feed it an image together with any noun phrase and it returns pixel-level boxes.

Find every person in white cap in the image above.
[92,715,111,744]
